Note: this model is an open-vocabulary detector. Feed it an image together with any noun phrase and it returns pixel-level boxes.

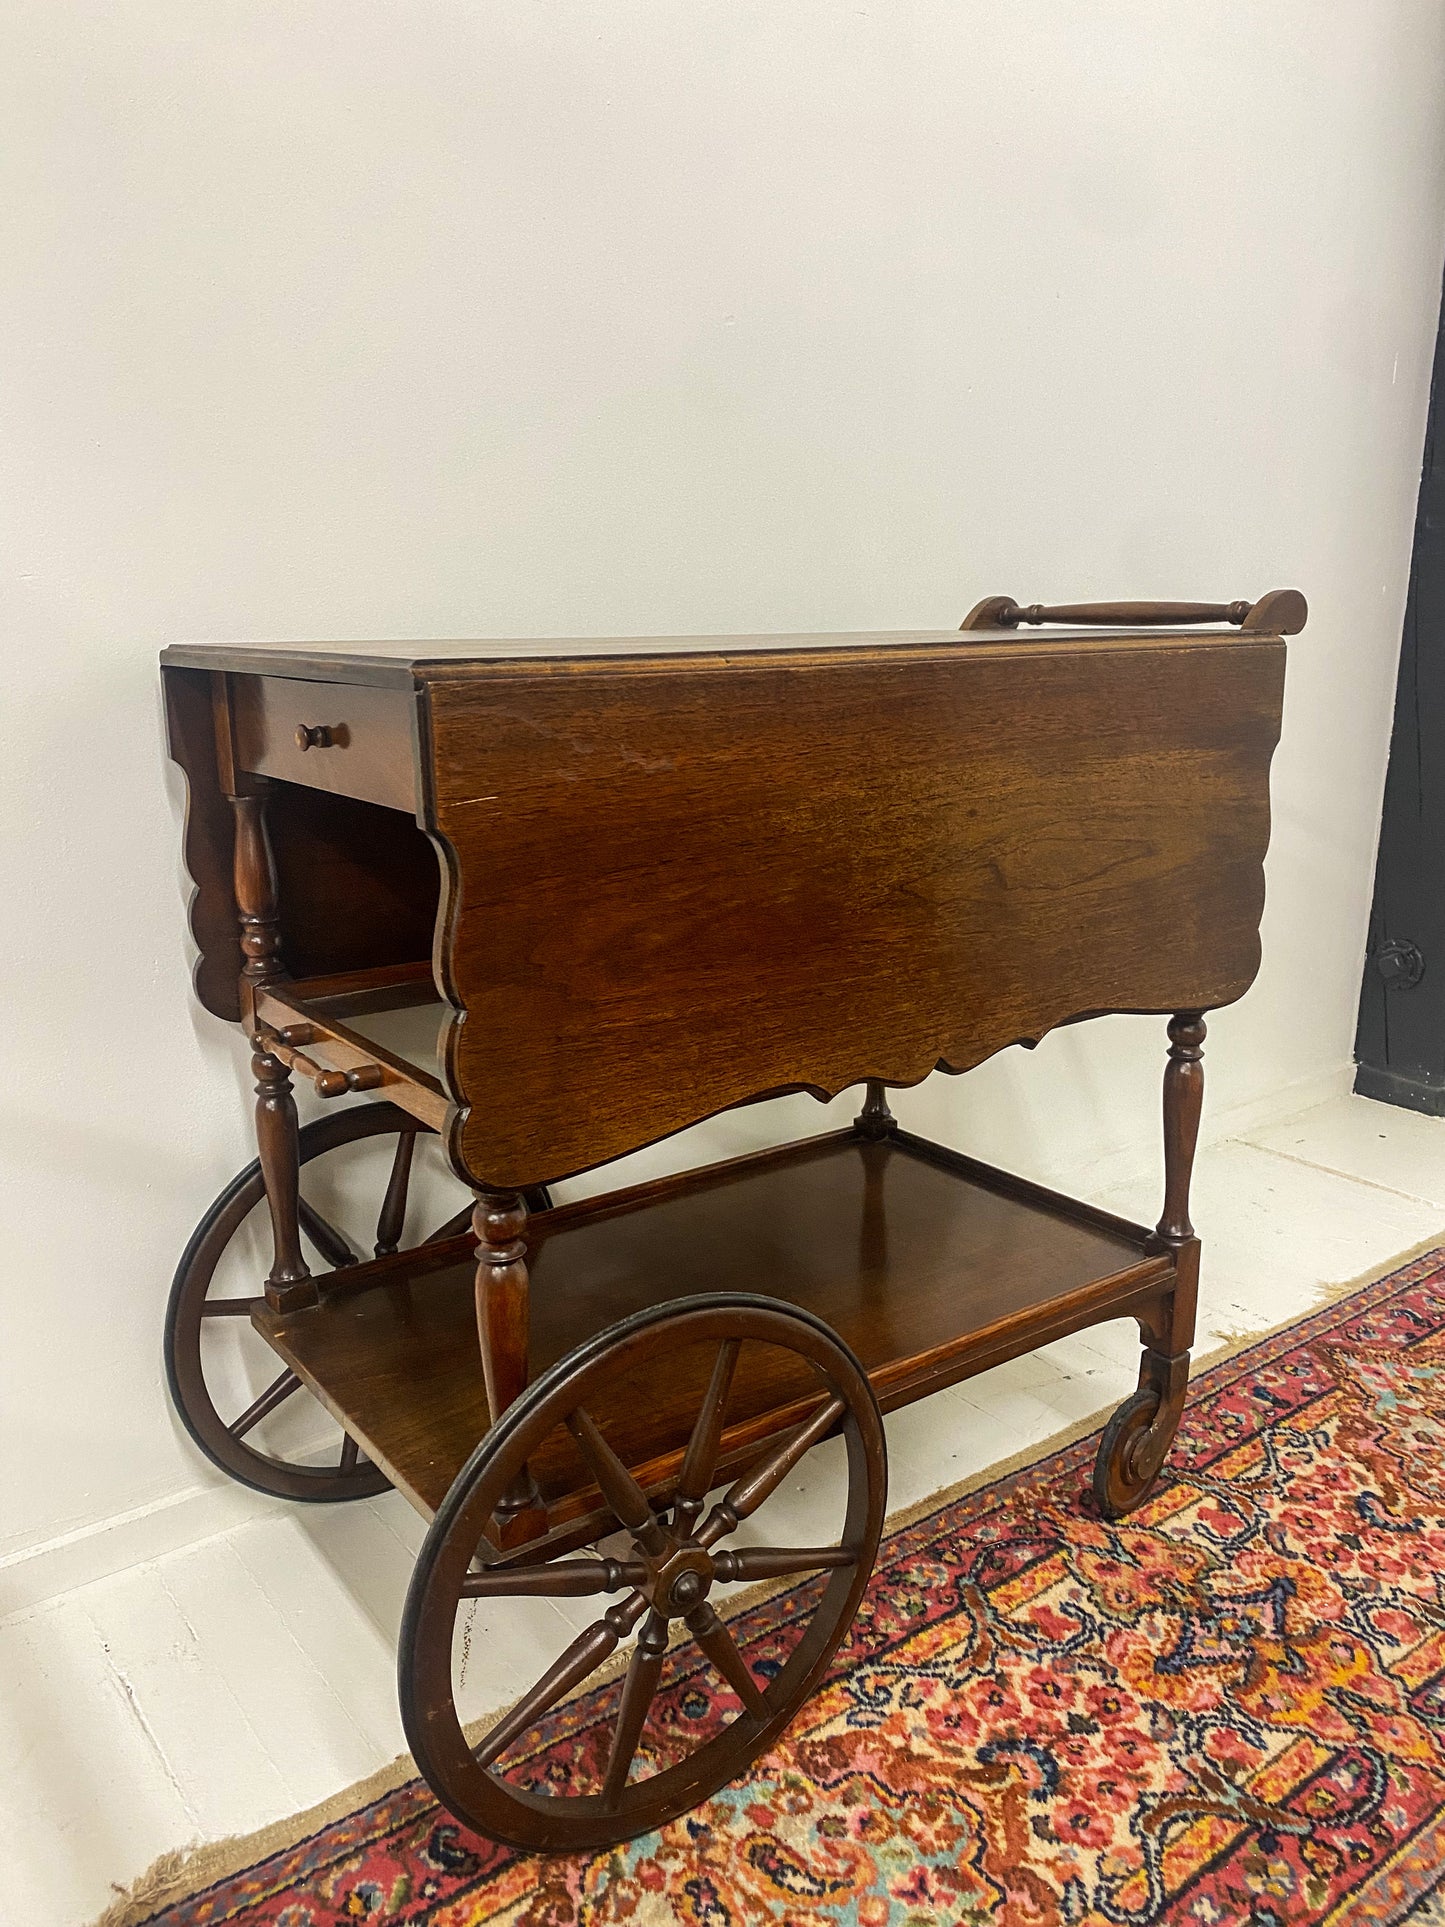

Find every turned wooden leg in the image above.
[225,781,314,1314]
[854,1081,895,1281]
[254,1044,316,1313]
[474,1192,545,1539]
[474,1192,530,1420]
[854,1078,896,1141]
[228,788,284,1021]
[1094,1012,1204,1518]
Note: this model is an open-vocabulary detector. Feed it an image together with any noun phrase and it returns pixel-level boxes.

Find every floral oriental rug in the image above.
[103,1242,1445,1927]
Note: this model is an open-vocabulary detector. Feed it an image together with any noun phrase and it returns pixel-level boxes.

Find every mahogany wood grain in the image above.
[163,631,1130,684]
[287,960,437,1003]
[253,983,449,1131]
[160,614,1292,1836]
[224,772,318,1313]
[374,1130,417,1257]
[230,673,420,813]
[425,636,1285,1188]
[855,1079,895,1141]
[959,590,1307,634]
[227,791,283,1024]
[162,666,243,1021]
[266,784,439,985]
[159,617,1299,679]
[1144,1011,1206,1351]
[472,1192,545,1533]
[251,1042,316,1314]
[473,1194,530,1421]
[166,628,1295,1131]
[165,671,439,1011]
[255,1131,1174,1520]
[398,1296,886,1852]
[1155,1013,1206,1252]
[1241,589,1309,635]
[966,598,1250,630]
[1093,1013,1205,1515]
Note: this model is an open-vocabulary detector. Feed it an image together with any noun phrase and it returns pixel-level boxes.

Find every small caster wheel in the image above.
[400,1292,887,1853]
[1092,1366,1186,1521]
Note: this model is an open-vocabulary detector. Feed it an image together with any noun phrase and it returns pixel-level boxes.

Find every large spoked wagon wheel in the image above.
[166,1101,542,1503]
[401,1293,886,1854]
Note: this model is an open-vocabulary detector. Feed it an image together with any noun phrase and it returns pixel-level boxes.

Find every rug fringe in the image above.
[88,1234,1445,1925]
[89,1753,420,1927]
[94,1846,225,1927]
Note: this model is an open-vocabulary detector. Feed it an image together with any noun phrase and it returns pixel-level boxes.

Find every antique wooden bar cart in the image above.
[161,590,1304,1851]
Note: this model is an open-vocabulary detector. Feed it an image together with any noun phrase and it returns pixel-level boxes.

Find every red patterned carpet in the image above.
[115,1244,1445,1926]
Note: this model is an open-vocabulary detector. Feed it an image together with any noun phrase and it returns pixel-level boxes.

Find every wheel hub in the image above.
[645,1538,715,1618]
[668,1569,704,1610]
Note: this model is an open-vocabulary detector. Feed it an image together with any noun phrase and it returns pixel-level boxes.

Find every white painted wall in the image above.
[3,1,1443,1592]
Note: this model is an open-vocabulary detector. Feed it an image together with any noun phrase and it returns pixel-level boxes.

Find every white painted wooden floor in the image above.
[6,1093,1445,1926]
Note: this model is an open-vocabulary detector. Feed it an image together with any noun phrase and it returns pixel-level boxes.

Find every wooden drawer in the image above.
[230,674,419,814]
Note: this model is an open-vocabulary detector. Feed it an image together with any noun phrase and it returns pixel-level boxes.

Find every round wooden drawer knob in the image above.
[295,723,336,751]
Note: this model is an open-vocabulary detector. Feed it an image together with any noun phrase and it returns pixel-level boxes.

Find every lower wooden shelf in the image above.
[255,1127,1172,1523]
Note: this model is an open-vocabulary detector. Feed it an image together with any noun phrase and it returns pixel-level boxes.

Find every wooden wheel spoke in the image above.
[229,1368,303,1440]
[399,1301,886,1853]
[698,1395,846,1545]
[673,1340,740,1535]
[374,1131,417,1256]
[601,1611,668,1806]
[474,1593,647,1770]
[298,1200,361,1271]
[714,1544,856,1582]
[565,1409,669,1555]
[461,1559,648,1600]
[683,1600,769,1720]
[424,1204,474,1245]
[166,1102,404,1502]
[338,1433,360,1474]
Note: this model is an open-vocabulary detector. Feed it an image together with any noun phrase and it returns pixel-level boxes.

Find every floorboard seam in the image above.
[1231,1135,1445,1211]
[96,1632,202,1832]
[151,1566,305,1813]
[217,1537,381,1760]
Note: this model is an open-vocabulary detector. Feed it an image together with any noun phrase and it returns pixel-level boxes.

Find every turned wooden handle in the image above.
[960,590,1307,636]
[256,1025,385,1099]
